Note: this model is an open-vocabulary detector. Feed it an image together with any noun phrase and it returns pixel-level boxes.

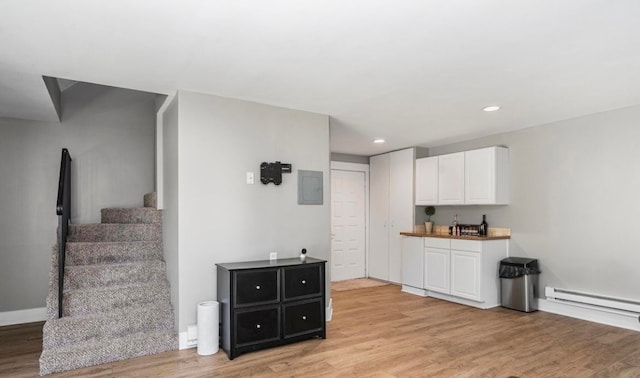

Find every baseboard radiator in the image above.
[545,286,640,317]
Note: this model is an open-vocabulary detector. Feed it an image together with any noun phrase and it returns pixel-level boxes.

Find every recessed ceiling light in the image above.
[483,105,501,112]
[373,138,385,144]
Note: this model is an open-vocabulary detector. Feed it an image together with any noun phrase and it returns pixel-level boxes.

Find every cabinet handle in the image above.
[301,280,306,284]
[256,324,261,329]
[302,316,307,320]
[256,285,261,290]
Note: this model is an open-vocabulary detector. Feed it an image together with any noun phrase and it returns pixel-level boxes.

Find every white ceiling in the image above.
[1,0,639,155]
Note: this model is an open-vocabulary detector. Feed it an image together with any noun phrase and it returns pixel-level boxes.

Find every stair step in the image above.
[63,261,167,291]
[42,305,174,349]
[48,282,171,318]
[101,208,161,224]
[68,223,162,242]
[143,192,157,208]
[64,241,163,266]
[41,192,174,374]
[39,330,176,375]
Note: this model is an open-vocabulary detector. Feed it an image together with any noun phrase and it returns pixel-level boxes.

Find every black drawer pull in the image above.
[302,316,307,320]
[301,280,306,284]
[256,324,261,329]
[256,285,261,290]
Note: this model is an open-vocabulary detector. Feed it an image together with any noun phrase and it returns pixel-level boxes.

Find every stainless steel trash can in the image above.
[499,257,540,312]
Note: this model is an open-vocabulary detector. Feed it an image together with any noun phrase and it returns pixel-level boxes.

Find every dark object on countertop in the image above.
[479,214,488,236]
[449,223,483,236]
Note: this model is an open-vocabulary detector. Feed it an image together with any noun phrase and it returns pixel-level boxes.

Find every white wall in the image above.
[162,95,180,329]
[419,104,640,300]
[0,82,156,312]
[165,91,331,333]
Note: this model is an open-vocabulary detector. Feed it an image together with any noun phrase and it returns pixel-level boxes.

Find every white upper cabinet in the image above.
[418,146,509,206]
[437,152,465,205]
[464,146,509,205]
[415,156,438,205]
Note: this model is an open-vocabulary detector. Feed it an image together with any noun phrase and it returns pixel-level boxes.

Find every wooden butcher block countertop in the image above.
[399,232,510,241]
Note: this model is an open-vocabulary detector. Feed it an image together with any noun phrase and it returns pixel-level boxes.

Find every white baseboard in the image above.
[179,331,197,350]
[427,291,498,309]
[539,298,640,332]
[0,307,47,326]
[326,297,333,322]
[401,285,428,297]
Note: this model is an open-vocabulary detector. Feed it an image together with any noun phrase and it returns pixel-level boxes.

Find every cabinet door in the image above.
[438,152,465,204]
[465,147,509,205]
[388,148,415,283]
[415,157,438,205]
[451,250,481,301]
[424,247,450,294]
[401,237,424,288]
[369,153,390,280]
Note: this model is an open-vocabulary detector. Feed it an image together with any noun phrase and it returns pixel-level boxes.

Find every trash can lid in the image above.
[500,257,538,268]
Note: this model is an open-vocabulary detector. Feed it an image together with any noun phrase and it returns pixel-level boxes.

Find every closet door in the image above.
[368,153,390,280]
[388,148,415,284]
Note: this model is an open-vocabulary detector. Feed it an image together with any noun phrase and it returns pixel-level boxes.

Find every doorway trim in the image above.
[330,161,370,278]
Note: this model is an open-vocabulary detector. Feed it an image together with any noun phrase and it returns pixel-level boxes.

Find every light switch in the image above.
[247,172,254,184]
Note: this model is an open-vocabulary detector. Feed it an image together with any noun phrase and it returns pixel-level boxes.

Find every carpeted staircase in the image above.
[39,193,177,375]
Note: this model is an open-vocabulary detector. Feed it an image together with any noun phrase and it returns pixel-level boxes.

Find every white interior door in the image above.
[331,169,366,281]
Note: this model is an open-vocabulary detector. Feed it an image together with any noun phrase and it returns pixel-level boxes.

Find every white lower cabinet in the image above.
[401,236,424,289]
[423,237,450,294]
[401,236,508,309]
[450,250,481,301]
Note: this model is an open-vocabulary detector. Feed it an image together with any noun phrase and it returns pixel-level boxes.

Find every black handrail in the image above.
[56,148,72,318]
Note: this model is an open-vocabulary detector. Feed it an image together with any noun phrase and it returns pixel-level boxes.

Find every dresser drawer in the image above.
[234,269,279,306]
[235,306,280,346]
[283,299,323,338]
[283,265,322,300]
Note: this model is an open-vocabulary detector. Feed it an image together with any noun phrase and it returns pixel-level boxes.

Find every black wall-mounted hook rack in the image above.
[260,161,292,185]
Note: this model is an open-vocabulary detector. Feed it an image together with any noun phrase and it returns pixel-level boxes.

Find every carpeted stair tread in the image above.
[50,282,171,317]
[63,260,168,291]
[64,241,163,266]
[67,223,162,242]
[101,207,162,224]
[42,305,175,349]
[39,330,176,375]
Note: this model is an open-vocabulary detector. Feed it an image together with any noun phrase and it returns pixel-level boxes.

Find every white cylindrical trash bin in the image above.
[197,301,219,355]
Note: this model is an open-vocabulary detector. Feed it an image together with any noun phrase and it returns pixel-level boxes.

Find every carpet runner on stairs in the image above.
[39,194,177,375]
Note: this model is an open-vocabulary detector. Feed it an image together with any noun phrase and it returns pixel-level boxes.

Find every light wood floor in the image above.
[3,285,640,377]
